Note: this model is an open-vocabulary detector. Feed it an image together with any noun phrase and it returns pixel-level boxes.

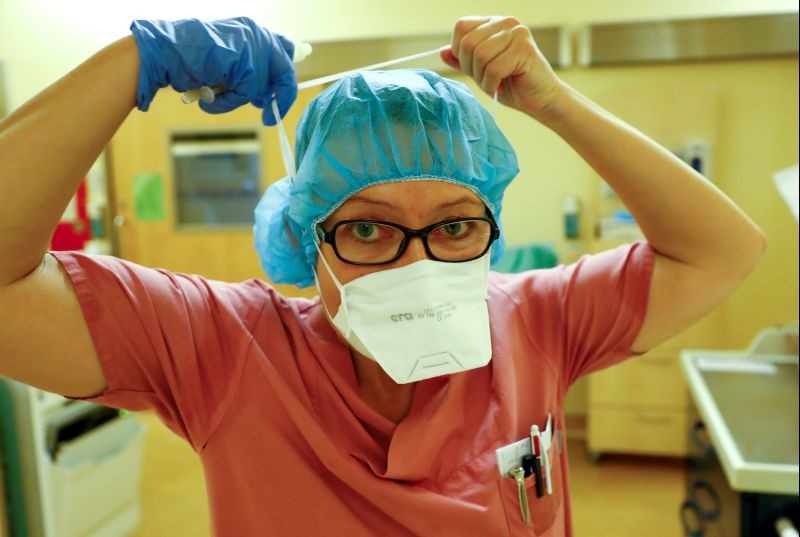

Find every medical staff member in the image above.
[0,15,764,537]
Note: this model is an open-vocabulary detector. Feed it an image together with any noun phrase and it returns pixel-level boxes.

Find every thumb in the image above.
[440,47,460,70]
[275,33,296,61]
[260,72,298,126]
[199,89,250,114]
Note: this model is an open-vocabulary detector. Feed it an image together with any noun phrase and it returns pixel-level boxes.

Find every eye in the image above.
[349,222,380,241]
[441,221,469,237]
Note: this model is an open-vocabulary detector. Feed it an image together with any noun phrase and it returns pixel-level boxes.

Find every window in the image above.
[170,130,262,226]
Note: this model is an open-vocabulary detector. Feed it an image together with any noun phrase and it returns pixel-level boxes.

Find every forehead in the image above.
[332,180,484,218]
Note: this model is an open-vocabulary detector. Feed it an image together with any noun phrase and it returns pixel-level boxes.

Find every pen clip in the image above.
[532,416,555,496]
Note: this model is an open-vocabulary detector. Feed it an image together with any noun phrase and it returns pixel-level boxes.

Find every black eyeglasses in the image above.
[316,210,500,266]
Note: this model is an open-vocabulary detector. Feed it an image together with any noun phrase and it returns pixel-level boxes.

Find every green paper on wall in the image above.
[133,173,165,221]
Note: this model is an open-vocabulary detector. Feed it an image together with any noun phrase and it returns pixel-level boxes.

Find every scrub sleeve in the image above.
[49,240,653,537]
[49,251,269,450]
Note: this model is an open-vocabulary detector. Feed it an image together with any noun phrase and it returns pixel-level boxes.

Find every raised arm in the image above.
[0,37,138,285]
[0,37,138,396]
[0,18,298,397]
[443,16,766,353]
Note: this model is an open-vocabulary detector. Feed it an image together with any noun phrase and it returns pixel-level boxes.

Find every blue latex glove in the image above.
[130,17,296,126]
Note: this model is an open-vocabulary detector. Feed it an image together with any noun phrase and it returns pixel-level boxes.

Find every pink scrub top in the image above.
[52,241,653,537]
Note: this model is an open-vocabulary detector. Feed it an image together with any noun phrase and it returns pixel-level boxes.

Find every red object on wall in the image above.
[51,181,91,251]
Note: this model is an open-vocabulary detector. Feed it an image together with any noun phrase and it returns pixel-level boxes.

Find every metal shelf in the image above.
[580,12,799,66]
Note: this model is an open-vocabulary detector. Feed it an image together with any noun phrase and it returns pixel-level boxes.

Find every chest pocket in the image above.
[498,433,564,536]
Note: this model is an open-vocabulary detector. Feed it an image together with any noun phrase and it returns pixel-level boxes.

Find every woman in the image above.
[0,15,765,537]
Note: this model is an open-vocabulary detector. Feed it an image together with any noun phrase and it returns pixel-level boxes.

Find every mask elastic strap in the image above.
[296,46,448,91]
[273,45,502,180]
[272,45,506,188]
[313,240,353,334]
[271,99,297,181]
[270,45,445,180]
[313,240,344,291]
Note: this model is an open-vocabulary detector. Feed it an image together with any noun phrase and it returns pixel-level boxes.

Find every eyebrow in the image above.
[345,194,397,209]
[347,194,484,211]
[434,196,484,210]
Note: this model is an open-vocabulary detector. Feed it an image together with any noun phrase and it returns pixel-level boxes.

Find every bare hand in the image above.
[441,16,564,120]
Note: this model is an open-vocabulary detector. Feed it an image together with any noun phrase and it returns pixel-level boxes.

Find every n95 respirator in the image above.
[315,251,492,384]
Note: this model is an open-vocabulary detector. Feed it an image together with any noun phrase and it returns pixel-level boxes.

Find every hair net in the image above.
[254,68,519,288]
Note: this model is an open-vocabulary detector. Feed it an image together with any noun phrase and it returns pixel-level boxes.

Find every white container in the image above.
[49,416,146,537]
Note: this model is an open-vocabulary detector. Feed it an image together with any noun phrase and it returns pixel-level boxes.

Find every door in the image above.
[108,87,321,297]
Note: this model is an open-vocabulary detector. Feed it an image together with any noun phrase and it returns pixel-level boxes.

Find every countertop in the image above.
[681,327,799,496]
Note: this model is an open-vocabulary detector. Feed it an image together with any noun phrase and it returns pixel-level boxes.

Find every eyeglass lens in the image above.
[333,219,493,264]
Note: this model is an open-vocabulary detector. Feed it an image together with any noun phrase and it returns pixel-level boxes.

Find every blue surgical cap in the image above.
[254,68,519,288]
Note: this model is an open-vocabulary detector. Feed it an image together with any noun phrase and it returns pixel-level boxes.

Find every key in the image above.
[509,467,530,524]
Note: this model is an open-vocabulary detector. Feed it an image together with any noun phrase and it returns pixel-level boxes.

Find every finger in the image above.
[252,70,298,125]
[199,88,250,114]
[265,76,298,126]
[471,30,514,91]
[480,52,519,96]
[457,16,519,78]
[450,16,490,59]
[480,26,532,94]
[275,33,296,61]
[439,47,460,70]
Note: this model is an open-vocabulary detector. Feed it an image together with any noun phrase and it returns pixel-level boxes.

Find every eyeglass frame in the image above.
[315,209,501,266]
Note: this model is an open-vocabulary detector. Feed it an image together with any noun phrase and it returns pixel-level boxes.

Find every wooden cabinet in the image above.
[587,314,725,458]
[587,234,726,459]
[586,232,726,459]
[588,348,690,456]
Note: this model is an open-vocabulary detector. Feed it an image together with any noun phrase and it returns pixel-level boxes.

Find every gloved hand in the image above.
[130,17,297,125]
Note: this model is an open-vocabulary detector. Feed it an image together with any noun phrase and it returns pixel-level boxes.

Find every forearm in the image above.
[538,82,766,272]
[0,36,138,286]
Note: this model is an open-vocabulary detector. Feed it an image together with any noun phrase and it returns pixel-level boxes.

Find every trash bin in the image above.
[49,414,145,537]
[0,379,146,537]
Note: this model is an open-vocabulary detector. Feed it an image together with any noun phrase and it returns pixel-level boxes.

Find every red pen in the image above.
[531,425,542,456]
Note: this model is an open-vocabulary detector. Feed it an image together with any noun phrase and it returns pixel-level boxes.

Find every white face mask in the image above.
[315,247,493,384]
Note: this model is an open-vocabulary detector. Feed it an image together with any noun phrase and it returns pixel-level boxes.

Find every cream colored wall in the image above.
[707,61,800,347]
[1,1,796,108]
[476,58,800,333]
[462,58,799,415]
[463,55,799,321]
[1,2,797,418]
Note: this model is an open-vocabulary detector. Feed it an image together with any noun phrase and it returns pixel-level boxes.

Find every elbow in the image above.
[751,225,767,264]
[738,225,768,278]
[755,226,768,258]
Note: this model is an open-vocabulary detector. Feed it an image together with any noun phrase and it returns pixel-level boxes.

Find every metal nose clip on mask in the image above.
[314,245,493,384]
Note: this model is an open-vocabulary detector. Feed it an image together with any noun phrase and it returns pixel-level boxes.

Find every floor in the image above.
[130,411,686,536]
[567,439,686,536]
[131,412,210,537]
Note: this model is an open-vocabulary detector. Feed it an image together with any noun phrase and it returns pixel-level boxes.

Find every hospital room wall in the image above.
[1,1,796,115]
[459,59,799,415]
[469,58,799,347]
[1,2,795,321]
[1,1,797,415]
